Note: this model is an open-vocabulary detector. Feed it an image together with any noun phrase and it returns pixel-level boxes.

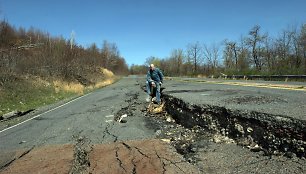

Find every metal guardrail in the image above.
[219,74,306,81]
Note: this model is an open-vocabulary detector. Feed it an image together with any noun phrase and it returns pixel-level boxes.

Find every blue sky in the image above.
[1,0,306,66]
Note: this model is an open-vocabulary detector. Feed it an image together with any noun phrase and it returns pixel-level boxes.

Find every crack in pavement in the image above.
[153,143,187,174]
[133,146,150,159]
[69,136,92,174]
[121,142,132,150]
[102,123,118,142]
[115,145,127,173]
[0,146,35,171]
[131,158,137,174]
[154,148,167,174]
[120,142,149,174]
[120,142,136,173]
[114,92,139,121]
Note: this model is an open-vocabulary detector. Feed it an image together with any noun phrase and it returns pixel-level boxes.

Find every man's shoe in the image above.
[146,96,151,102]
[152,97,156,102]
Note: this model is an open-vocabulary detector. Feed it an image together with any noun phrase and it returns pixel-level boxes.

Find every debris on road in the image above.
[117,114,127,123]
[162,92,306,158]
[0,109,34,121]
[70,136,92,174]
[1,111,21,120]
[18,141,26,144]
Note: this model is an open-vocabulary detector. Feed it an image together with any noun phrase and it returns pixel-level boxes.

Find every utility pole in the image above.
[70,30,75,50]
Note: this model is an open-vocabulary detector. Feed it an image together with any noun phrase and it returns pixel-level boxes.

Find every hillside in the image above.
[0,20,128,116]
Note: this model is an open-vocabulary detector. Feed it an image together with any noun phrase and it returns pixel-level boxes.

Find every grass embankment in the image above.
[0,68,118,116]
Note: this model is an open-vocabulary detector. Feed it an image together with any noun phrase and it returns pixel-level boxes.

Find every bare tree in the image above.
[291,25,303,69]
[169,49,184,76]
[301,24,306,73]
[274,28,295,73]
[187,42,202,74]
[262,35,274,72]
[203,43,220,75]
[0,20,17,48]
[0,19,129,87]
[224,40,240,71]
[145,56,161,68]
[223,41,235,70]
[182,53,193,76]
[245,25,266,71]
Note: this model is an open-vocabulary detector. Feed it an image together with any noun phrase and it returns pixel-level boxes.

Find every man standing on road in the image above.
[146,64,164,104]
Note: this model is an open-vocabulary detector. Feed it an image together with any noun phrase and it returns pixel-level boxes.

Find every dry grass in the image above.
[53,80,85,95]
[52,72,117,95]
[30,76,51,87]
[94,79,115,89]
[90,68,117,89]
[18,69,116,99]
[197,74,207,78]
[0,69,117,116]
[100,68,114,78]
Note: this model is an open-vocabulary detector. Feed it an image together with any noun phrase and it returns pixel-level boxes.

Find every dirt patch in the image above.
[0,140,199,174]
[89,139,199,174]
[0,148,34,170]
[0,145,74,174]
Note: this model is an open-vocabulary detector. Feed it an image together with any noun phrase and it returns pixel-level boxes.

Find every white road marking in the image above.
[100,107,112,112]
[105,120,113,123]
[105,115,114,118]
[201,94,210,96]
[0,93,91,134]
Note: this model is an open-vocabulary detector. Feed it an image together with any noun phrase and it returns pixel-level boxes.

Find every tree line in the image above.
[130,24,306,77]
[0,20,128,86]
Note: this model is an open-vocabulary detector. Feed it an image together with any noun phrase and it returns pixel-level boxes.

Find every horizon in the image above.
[1,0,306,66]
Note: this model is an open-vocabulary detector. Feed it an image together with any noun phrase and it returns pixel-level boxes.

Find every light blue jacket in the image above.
[146,68,163,83]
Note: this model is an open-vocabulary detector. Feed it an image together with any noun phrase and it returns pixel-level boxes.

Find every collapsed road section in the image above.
[162,93,306,158]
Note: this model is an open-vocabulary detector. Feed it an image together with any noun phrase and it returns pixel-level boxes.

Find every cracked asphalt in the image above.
[166,78,306,120]
[0,76,305,173]
[0,77,155,150]
[0,76,199,173]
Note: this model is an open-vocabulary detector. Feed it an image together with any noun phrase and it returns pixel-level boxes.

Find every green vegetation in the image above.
[0,79,73,116]
[0,73,118,116]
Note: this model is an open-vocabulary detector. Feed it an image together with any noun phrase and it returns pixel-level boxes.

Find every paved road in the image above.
[0,76,305,173]
[165,77,306,120]
[0,77,155,151]
[2,77,304,150]
[0,77,201,173]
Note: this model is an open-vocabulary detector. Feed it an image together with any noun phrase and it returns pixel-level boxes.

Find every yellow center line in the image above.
[175,79,306,91]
